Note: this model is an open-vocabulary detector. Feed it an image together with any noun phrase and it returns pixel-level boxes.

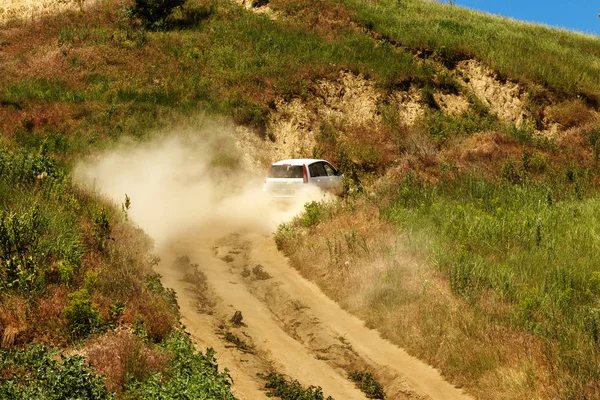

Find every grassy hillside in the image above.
[340,0,600,104]
[0,0,599,398]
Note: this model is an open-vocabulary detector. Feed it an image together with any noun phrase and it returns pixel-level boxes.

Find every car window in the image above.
[323,163,336,177]
[309,162,326,177]
[269,165,303,178]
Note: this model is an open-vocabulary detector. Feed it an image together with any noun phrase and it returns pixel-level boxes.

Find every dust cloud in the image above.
[74,125,322,249]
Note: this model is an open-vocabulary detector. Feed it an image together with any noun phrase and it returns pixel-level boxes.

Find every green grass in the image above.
[338,0,600,104]
[383,172,600,394]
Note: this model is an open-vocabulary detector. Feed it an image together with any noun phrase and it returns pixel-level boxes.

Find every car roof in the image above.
[272,159,327,166]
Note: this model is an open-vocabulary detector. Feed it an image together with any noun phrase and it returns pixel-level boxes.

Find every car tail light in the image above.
[302,164,308,184]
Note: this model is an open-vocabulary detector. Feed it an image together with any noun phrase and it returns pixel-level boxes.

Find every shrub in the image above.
[0,344,113,400]
[128,0,186,30]
[63,289,104,340]
[300,201,323,228]
[125,330,235,399]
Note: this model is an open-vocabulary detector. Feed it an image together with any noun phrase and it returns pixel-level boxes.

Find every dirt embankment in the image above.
[76,129,471,399]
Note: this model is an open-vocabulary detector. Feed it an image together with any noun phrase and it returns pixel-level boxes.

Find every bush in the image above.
[63,289,104,340]
[125,330,235,399]
[300,201,323,228]
[0,344,112,400]
[129,0,186,30]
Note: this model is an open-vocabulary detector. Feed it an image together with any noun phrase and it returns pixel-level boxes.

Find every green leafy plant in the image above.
[92,208,110,251]
[262,373,333,400]
[0,204,44,291]
[63,289,104,340]
[300,201,323,228]
[125,330,235,399]
[0,344,112,399]
[348,371,385,399]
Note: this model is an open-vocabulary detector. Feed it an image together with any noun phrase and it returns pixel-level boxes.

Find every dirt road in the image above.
[156,231,472,400]
[75,134,472,399]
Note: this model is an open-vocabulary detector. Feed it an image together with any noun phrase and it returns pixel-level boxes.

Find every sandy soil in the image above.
[156,231,472,400]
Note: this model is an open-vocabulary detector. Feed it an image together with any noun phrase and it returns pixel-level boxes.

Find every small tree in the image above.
[130,0,186,30]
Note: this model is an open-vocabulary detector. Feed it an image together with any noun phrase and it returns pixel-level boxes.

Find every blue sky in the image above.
[454,0,600,36]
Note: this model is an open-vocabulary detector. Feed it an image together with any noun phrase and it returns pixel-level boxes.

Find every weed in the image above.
[585,127,600,162]
[425,110,497,143]
[0,204,44,291]
[500,158,522,184]
[348,371,385,399]
[231,311,244,327]
[63,289,104,340]
[57,260,75,284]
[262,373,333,400]
[300,201,323,228]
[92,208,111,252]
[223,331,253,353]
[252,264,272,280]
[121,194,131,219]
[108,301,125,329]
[275,222,300,250]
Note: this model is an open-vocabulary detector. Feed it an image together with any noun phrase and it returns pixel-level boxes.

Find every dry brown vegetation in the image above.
[85,328,171,393]
[278,198,558,399]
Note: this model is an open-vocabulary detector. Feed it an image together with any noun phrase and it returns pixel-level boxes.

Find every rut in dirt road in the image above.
[158,232,472,400]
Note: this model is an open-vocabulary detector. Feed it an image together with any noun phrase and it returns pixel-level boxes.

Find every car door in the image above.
[308,162,327,191]
[324,162,342,195]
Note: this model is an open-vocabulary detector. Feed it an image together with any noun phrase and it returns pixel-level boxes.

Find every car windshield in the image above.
[268,165,303,179]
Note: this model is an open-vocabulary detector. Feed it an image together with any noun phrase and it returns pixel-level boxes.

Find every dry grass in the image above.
[0,0,97,27]
[123,292,178,343]
[85,328,170,393]
[280,198,559,399]
[0,295,29,348]
[547,99,597,129]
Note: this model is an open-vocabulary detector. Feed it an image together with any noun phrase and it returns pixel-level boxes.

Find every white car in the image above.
[263,159,343,197]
